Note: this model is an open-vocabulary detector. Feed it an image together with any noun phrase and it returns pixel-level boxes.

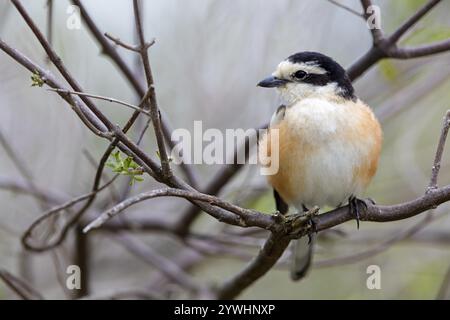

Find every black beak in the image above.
[257,76,289,88]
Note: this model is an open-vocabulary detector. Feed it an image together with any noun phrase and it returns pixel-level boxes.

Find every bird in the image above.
[257,51,382,280]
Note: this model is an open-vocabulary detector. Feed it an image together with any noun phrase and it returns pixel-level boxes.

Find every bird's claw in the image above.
[285,206,319,238]
[348,196,368,229]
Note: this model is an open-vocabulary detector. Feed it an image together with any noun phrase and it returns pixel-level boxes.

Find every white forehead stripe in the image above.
[273,61,327,78]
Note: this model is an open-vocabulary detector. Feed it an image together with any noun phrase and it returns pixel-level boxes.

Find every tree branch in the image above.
[348,0,448,80]
[427,110,450,193]
[388,0,442,44]
[132,0,172,179]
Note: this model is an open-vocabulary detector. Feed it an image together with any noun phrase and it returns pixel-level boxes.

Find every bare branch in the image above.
[47,88,152,117]
[175,124,264,235]
[348,0,449,80]
[22,176,118,252]
[83,188,272,233]
[388,0,442,44]
[389,39,450,59]
[427,110,450,193]
[132,0,172,179]
[0,39,110,138]
[314,209,441,268]
[11,0,162,177]
[45,0,53,64]
[360,0,384,44]
[104,32,154,53]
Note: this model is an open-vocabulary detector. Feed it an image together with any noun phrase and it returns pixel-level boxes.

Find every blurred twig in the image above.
[427,110,450,193]
[437,264,450,300]
[132,0,171,179]
[47,88,153,117]
[326,0,364,18]
[112,233,213,298]
[0,269,44,300]
[22,175,117,251]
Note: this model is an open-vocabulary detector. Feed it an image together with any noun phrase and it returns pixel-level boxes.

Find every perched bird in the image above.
[258,52,382,280]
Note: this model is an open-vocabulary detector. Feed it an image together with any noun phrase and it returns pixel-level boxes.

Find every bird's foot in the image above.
[285,206,319,240]
[348,196,368,229]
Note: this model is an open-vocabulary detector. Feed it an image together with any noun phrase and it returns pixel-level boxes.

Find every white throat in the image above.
[277,82,340,106]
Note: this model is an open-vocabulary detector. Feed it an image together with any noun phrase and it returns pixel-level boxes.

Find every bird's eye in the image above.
[293,70,307,80]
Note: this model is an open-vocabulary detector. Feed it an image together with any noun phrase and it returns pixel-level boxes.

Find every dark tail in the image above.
[290,235,314,281]
[273,189,314,280]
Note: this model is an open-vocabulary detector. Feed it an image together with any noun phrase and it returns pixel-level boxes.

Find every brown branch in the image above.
[0,32,273,245]
[387,0,442,44]
[47,88,153,117]
[11,0,162,176]
[104,32,155,53]
[132,0,171,179]
[348,0,448,80]
[44,0,53,64]
[22,176,117,252]
[0,38,110,138]
[389,39,450,59]
[314,209,441,268]
[83,188,273,233]
[427,110,450,192]
[175,124,264,235]
[360,0,384,44]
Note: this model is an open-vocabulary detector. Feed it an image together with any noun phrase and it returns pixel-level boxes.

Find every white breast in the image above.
[267,97,376,209]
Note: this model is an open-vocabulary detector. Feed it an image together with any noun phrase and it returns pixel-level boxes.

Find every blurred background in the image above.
[1,0,450,299]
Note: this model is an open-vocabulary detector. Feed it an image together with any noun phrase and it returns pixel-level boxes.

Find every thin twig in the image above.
[132,0,172,179]
[104,32,154,53]
[83,188,269,233]
[0,269,44,300]
[47,88,152,117]
[113,233,210,297]
[427,110,450,193]
[388,0,442,44]
[22,176,118,251]
[0,129,47,208]
[326,0,364,18]
[314,209,442,268]
[360,0,384,44]
[348,0,449,80]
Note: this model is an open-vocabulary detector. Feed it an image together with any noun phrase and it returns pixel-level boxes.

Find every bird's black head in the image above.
[258,51,355,103]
